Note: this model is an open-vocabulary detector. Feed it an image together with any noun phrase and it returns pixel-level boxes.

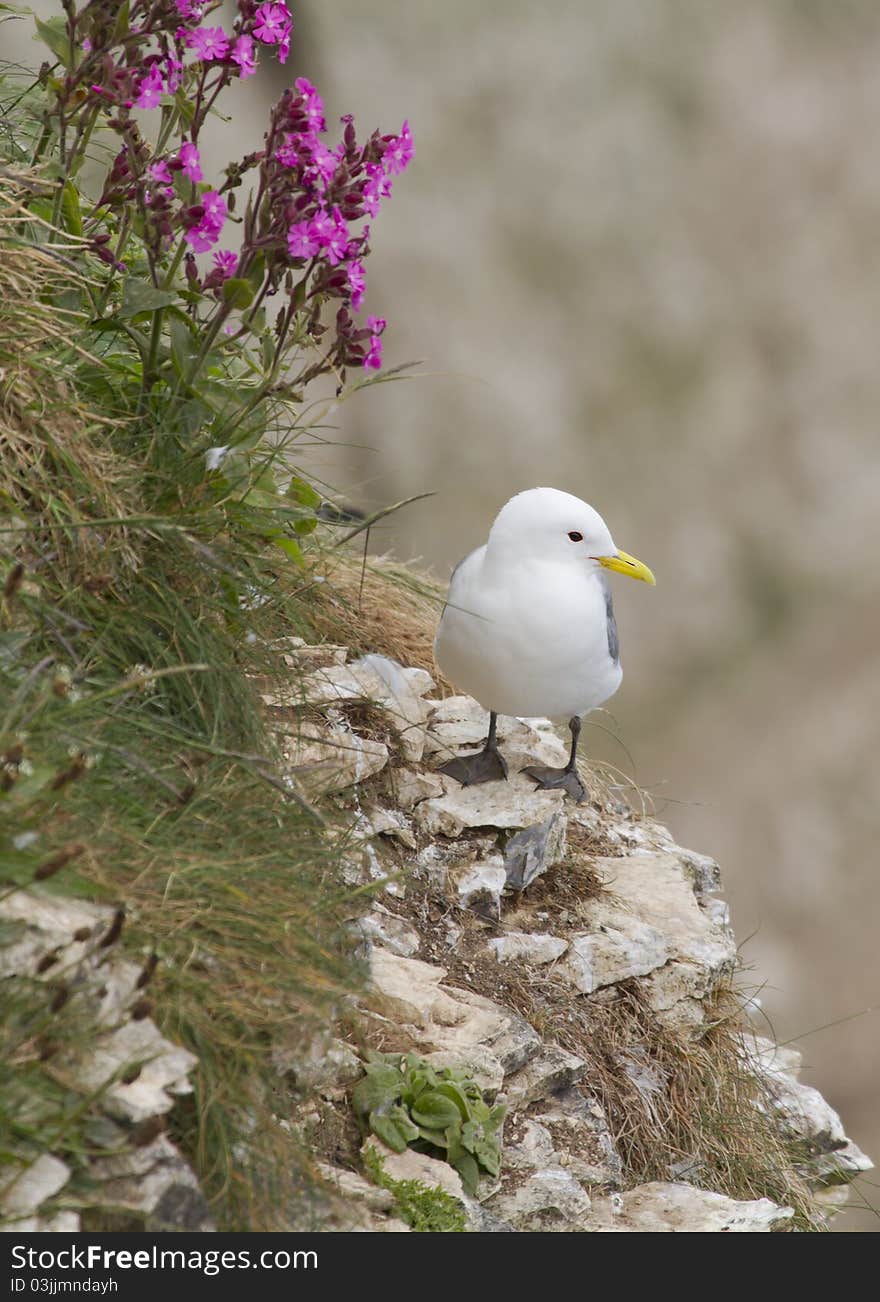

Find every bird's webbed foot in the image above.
[520,763,587,803]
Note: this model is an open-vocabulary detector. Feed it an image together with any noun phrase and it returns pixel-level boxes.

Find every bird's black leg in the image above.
[438,710,509,786]
[521,715,588,802]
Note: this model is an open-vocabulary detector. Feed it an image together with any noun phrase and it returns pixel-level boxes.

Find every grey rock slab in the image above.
[500,1046,587,1109]
[358,906,422,958]
[585,1182,794,1232]
[503,812,568,891]
[486,1167,592,1232]
[534,1088,624,1187]
[91,1136,213,1231]
[363,1137,466,1202]
[52,1017,197,1125]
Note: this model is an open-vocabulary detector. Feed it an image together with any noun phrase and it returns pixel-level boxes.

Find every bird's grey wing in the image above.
[598,572,620,664]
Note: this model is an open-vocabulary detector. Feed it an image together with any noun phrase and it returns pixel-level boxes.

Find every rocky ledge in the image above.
[270,643,871,1232]
[3,641,871,1233]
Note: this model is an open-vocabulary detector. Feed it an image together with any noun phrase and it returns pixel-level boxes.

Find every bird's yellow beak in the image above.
[597,549,656,585]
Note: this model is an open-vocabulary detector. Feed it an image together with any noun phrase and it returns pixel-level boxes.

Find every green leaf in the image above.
[472,1135,502,1177]
[434,1080,472,1121]
[60,182,82,238]
[286,475,321,510]
[245,252,266,292]
[34,15,72,68]
[409,1092,463,1130]
[112,1,130,42]
[169,316,197,378]
[119,281,178,320]
[351,1064,404,1117]
[222,278,255,310]
[446,1132,481,1196]
[272,535,304,565]
[368,1105,419,1153]
[415,1125,451,1151]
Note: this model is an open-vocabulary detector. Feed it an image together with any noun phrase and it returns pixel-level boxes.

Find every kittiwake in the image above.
[433,486,655,801]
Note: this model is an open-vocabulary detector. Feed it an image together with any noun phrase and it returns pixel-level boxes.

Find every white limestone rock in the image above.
[452,855,507,918]
[387,766,444,811]
[364,949,540,1092]
[414,777,565,838]
[0,1153,71,1222]
[358,906,421,958]
[363,1136,466,1202]
[585,1182,794,1232]
[423,698,568,771]
[487,931,569,966]
[558,852,736,1013]
[533,1088,624,1188]
[52,1016,197,1125]
[283,722,389,794]
[743,1035,873,1186]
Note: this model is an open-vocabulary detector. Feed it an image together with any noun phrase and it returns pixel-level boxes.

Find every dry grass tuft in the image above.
[309,549,450,684]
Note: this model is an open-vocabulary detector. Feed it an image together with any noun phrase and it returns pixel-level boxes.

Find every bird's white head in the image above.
[487,487,656,585]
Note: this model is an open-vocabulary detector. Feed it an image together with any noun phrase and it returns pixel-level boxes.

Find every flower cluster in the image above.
[47,1,411,372]
[253,78,413,366]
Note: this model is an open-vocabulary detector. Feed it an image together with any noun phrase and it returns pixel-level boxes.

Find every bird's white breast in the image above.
[434,547,622,719]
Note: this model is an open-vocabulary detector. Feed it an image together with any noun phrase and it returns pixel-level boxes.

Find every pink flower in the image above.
[367,315,387,335]
[149,159,172,184]
[212,250,238,279]
[253,4,291,48]
[363,163,392,218]
[232,34,257,77]
[364,334,383,370]
[295,77,325,132]
[276,134,302,168]
[186,26,230,62]
[184,190,227,252]
[346,259,366,310]
[309,140,339,188]
[307,210,335,247]
[135,65,165,110]
[384,120,414,175]
[175,0,200,16]
[202,191,228,227]
[309,207,349,266]
[287,220,319,260]
[179,141,202,182]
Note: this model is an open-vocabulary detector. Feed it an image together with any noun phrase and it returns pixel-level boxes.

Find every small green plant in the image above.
[352,1051,504,1195]
[362,1145,467,1233]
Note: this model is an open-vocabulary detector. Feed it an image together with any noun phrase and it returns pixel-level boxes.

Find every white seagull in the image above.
[433,487,655,801]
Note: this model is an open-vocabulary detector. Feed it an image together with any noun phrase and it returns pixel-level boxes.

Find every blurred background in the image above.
[18,0,880,1229]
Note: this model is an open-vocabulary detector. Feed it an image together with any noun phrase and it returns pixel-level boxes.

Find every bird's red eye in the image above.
[568,531,583,542]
